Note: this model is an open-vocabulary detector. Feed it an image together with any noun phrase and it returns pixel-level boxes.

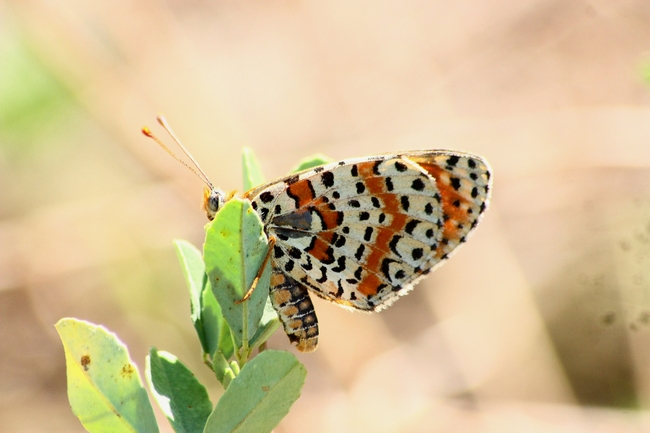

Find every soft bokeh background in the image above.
[3,0,650,431]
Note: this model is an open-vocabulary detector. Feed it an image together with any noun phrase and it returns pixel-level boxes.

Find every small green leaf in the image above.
[203,350,306,433]
[212,350,236,389]
[248,298,280,350]
[242,148,266,190]
[55,318,158,433]
[201,279,233,360]
[146,348,212,433]
[291,153,334,173]
[174,239,231,360]
[174,240,212,353]
[204,198,271,348]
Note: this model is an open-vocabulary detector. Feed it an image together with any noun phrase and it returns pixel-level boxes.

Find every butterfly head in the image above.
[203,187,225,221]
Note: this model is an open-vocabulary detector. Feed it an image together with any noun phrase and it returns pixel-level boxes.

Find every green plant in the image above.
[56,149,333,433]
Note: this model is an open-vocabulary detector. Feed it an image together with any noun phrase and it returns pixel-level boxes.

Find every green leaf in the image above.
[174,240,211,353]
[290,153,334,173]
[204,198,271,348]
[202,279,234,360]
[55,318,158,433]
[146,348,212,433]
[203,350,306,433]
[174,239,233,361]
[248,298,280,350]
[242,148,266,191]
[212,350,236,389]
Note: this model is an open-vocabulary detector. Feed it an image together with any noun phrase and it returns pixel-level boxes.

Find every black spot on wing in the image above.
[411,178,425,191]
[316,266,328,283]
[372,160,382,175]
[286,188,300,208]
[320,246,336,265]
[381,258,397,279]
[354,244,365,261]
[400,196,410,211]
[260,191,274,203]
[405,219,420,235]
[388,235,402,257]
[305,179,316,199]
[331,256,346,273]
[322,171,334,188]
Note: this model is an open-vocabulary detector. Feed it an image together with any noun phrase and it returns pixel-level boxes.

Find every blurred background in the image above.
[2,0,650,431]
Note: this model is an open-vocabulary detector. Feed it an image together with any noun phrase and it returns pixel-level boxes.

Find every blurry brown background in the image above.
[2,0,650,432]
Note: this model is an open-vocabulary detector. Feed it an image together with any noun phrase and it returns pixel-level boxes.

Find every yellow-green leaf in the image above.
[55,318,158,433]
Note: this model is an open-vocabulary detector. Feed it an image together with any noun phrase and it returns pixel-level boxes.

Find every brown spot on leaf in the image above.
[81,355,91,371]
[121,364,135,377]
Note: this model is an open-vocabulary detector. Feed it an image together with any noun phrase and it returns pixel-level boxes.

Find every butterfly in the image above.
[145,117,492,352]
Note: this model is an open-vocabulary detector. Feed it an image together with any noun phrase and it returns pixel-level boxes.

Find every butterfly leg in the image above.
[269,267,319,352]
[236,236,277,304]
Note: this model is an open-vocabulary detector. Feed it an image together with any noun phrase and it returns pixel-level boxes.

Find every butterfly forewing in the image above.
[242,151,491,351]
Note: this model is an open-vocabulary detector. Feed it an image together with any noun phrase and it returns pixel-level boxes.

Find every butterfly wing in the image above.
[248,151,491,312]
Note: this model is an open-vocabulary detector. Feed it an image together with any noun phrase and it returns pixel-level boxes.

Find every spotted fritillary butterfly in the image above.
[145,118,492,352]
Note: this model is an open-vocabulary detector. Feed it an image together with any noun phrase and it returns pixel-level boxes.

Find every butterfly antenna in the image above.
[141,115,214,189]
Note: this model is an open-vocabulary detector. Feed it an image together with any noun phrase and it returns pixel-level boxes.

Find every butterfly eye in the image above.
[204,188,225,221]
